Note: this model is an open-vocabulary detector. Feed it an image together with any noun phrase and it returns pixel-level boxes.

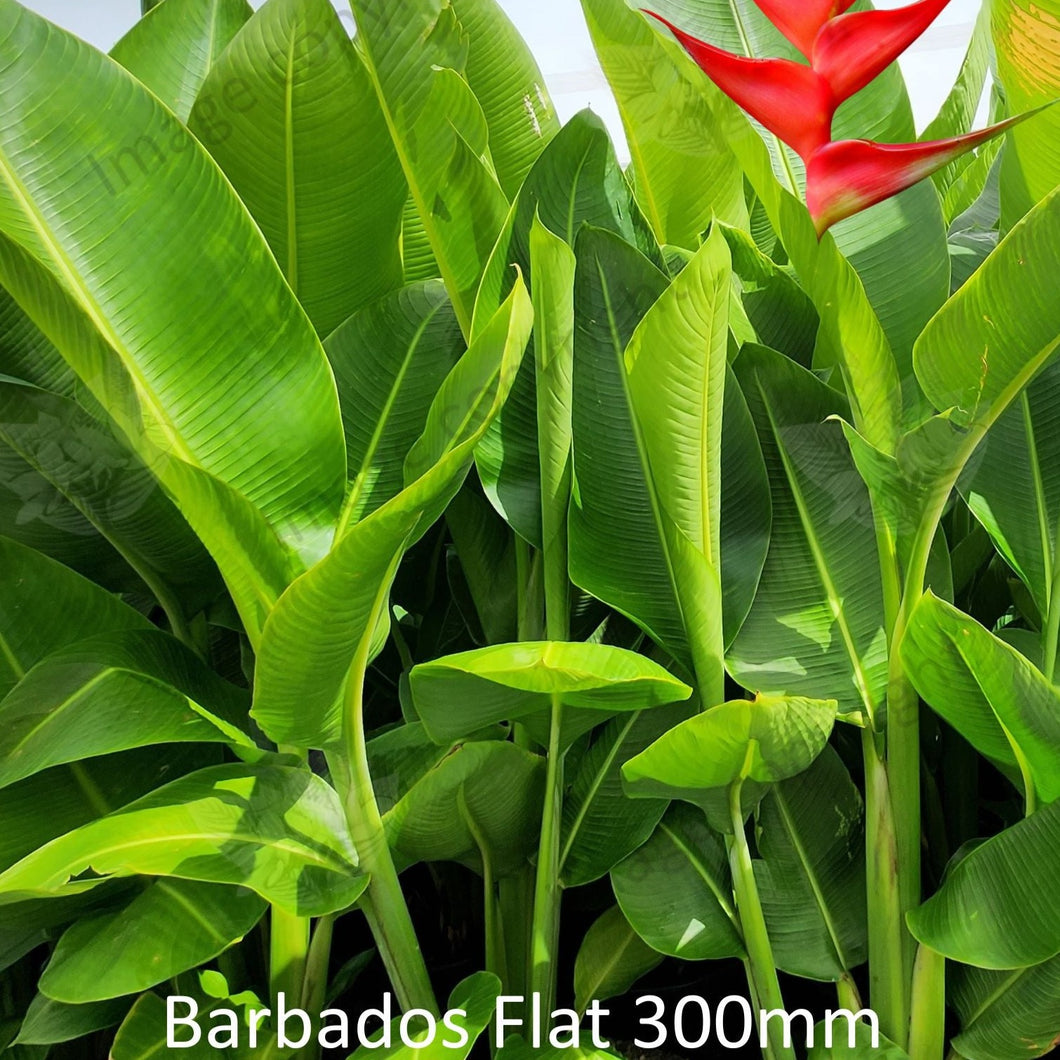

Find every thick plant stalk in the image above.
[728,780,795,1060]
[299,915,336,1060]
[270,907,310,1006]
[908,944,946,1060]
[339,659,438,1014]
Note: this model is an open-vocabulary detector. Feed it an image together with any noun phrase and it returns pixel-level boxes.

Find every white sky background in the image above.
[25,0,983,159]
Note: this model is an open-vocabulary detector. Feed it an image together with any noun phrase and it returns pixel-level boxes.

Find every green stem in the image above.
[498,867,533,997]
[338,668,437,1014]
[299,915,336,1060]
[1042,503,1060,681]
[837,972,863,1014]
[727,781,795,1060]
[528,693,564,1011]
[908,945,946,1060]
[270,906,309,1007]
[460,788,504,980]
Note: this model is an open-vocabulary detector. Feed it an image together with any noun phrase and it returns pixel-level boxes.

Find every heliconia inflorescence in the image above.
[646,0,1043,234]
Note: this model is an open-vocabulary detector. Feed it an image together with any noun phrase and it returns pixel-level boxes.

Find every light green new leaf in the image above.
[251,279,532,748]
[624,225,729,693]
[188,0,407,335]
[474,111,661,546]
[610,803,743,960]
[0,764,364,918]
[351,973,500,1060]
[729,345,888,725]
[755,747,868,982]
[950,954,1060,1060]
[0,3,347,635]
[110,0,251,121]
[993,0,1060,227]
[0,629,256,791]
[623,695,837,802]
[0,538,150,698]
[559,702,694,887]
[327,281,464,525]
[40,880,266,1004]
[909,796,1060,969]
[903,592,1060,803]
[450,0,559,196]
[0,378,221,614]
[573,905,663,1013]
[348,0,509,335]
[411,641,692,745]
[384,741,544,877]
[15,993,129,1046]
[578,0,746,247]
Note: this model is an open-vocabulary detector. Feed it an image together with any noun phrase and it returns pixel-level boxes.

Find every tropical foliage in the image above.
[0,0,1059,1057]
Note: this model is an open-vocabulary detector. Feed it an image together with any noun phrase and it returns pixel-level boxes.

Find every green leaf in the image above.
[450,0,559,196]
[474,111,660,546]
[559,702,694,887]
[993,0,1060,227]
[15,993,130,1046]
[0,764,365,918]
[410,641,692,745]
[807,1020,910,1059]
[623,695,837,802]
[0,2,347,636]
[251,278,531,748]
[960,359,1060,623]
[0,629,256,790]
[950,954,1060,1060]
[0,377,221,614]
[327,281,463,525]
[348,0,508,335]
[755,747,868,981]
[350,972,500,1060]
[729,345,887,725]
[578,0,746,247]
[110,0,251,121]
[909,796,1060,969]
[610,803,743,960]
[0,538,150,698]
[903,592,1060,802]
[0,285,76,393]
[39,880,265,1004]
[188,0,407,335]
[573,905,663,1013]
[384,741,544,877]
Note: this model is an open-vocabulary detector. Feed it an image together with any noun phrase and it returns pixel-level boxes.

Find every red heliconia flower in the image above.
[647,0,1042,235]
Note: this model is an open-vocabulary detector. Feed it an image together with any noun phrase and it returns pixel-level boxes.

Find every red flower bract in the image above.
[648,0,1041,235]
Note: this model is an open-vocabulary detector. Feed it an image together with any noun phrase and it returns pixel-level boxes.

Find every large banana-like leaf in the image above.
[0,764,364,918]
[410,641,692,745]
[909,796,1060,969]
[610,802,744,960]
[328,281,463,527]
[642,0,948,378]
[187,0,407,336]
[251,279,532,748]
[755,746,868,981]
[559,702,694,887]
[729,344,888,725]
[950,954,1060,1060]
[384,741,544,878]
[450,0,559,196]
[903,592,1060,802]
[15,993,129,1046]
[39,879,265,1004]
[579,0,747,247]
[0,538,150,698]
[0,377,221,614]
[348,0,509,335]
[110,0,251,121]
[0,629,257,790]
[0,287,75,394]
[993,0,1060,227]
[573,906,663,1013]
[0,2,347,637]
[569,227,770,676]
[474,110,661,546]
